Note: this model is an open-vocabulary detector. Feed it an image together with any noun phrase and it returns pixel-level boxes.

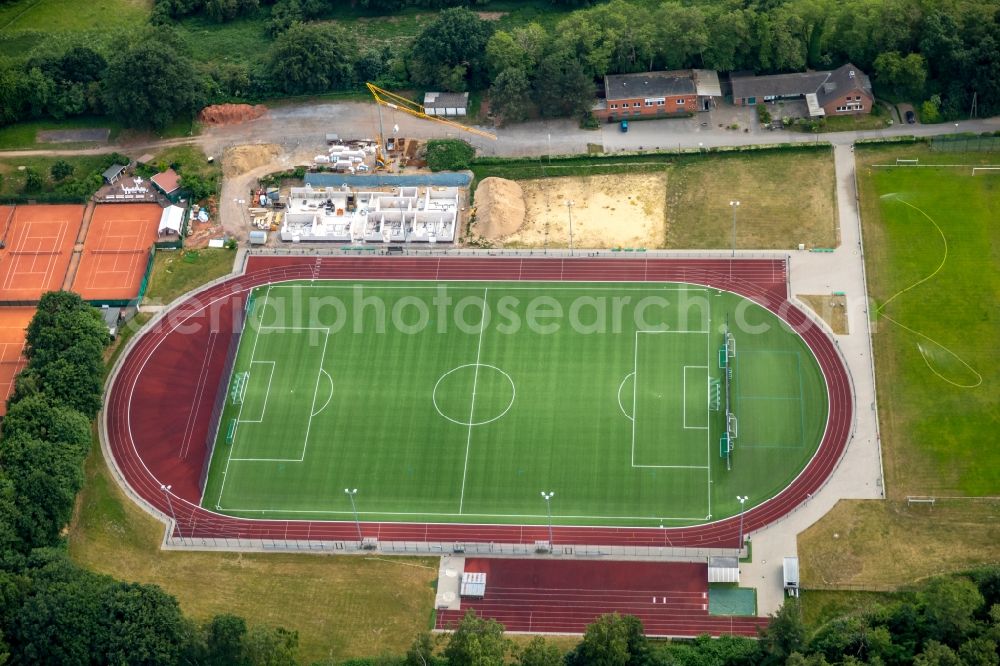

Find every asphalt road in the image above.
[4,101,998,162]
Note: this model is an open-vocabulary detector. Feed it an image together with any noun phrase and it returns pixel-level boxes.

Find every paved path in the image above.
[738,143,885,614]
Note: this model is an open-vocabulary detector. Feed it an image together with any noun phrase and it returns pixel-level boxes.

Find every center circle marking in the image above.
[433,364,516,426]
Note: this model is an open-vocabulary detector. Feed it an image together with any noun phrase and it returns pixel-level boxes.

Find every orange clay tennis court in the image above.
[0,205,83,301]
[72,203,160,301]
[0,307,35,416]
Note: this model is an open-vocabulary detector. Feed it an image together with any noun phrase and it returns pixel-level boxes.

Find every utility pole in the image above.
[565,201,575,257]
[729,200,740,258]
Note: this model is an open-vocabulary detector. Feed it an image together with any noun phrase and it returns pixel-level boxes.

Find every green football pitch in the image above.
[201,281,828,527]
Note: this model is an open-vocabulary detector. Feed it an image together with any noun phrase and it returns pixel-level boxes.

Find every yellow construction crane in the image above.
[366,83,498,146]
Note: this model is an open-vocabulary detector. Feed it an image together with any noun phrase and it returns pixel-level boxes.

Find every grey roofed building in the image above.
[731,63,874,116]
[423,91,469,116]
[102,164,126,184]
[605,71,697,101]
[730,71,829,102]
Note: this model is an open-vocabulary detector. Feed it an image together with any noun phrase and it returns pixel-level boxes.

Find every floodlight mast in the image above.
[344,488,362,543]
[540,491,555,548]
[737,495,749,551]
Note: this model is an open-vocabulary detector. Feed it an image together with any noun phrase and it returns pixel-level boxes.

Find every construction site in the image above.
[229,84,490,247]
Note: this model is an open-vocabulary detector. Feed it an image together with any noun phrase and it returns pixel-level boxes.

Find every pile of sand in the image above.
[198,104,267,125]
[222,144,282,178]
[474,177,525,240]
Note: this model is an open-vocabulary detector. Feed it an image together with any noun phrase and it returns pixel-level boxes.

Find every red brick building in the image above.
[594,71,703,122]
[731,63,874,117]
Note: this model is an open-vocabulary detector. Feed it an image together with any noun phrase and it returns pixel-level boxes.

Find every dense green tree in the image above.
[22,167,43,193]
[409,8,493,89]
[488,68,533,126]
[758,598,806,665]
[103,30,202,130]
[49,160,74,181]
[703,9,753,72]
[874,51,927,99]
[531,50,594,119]
[25,291,108,367]
[240,625,298,666]
[99,582,187,665]
[566,613,647,666]
[654,3,709,70]
[202,613,248,665]
[205,0,259,22]
[265,22,356,95]
[918,576,984,644]
[443,611,510,666]
[959,637,999,666]
[914,640,962,666]
[517,635,563,666]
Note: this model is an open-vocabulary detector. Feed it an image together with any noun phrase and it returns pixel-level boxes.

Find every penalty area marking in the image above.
[617,372,635,421]
[237,360,275,424]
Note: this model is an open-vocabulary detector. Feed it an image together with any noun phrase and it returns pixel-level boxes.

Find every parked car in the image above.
[620,120,629,133]
[905,110,916,124]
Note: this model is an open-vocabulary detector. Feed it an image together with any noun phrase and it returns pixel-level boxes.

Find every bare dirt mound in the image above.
[474,177,525,240]
[198,104,267,125]
[222,144,282,178]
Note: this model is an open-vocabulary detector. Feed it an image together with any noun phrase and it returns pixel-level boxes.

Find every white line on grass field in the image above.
[219,507,710,521]
[682,365,709,430]
[266,283,710,292]
[458,288,488,514]
[299,329,331,462]
[238,360,275,424]
[216,285,271,508]
[705,316,712,520]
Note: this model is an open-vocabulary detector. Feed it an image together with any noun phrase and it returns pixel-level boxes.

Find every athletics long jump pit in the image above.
[0,205,82,301]
[72,203,160,301]
[103,256,854,559]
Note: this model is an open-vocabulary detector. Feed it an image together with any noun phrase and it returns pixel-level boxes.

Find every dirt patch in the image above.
[222,144,282,178]
[36,128,110,143]
[799,294,849,334]
[476,11,507,20]
[473,178,525,240]
[198,104,267,126]
[501,174,666,249]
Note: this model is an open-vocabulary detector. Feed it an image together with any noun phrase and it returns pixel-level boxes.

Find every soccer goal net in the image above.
[230,371,249,405]
[721,316,738,471]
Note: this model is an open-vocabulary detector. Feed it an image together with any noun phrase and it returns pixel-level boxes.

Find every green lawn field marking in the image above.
[733,350,806,449]
[458,288,489,514]
[237,360,275,424]
[201,281,825,526]
[215,285,271,509]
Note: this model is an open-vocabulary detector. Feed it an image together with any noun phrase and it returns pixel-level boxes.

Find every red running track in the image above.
[435,558,768,637]
[104,256,852,548]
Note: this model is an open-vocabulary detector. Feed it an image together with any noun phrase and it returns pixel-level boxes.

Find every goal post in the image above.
[722,314,737,470]
[972,167,1000,176]
[895,158,919,166]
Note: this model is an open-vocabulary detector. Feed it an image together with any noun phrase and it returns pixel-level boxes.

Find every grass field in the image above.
[797,145,1000,588]
[143,249,236,305]
[0,154,110,199]
[69,436,437,664]
[857,146,1000,497]
[203,280,828,527]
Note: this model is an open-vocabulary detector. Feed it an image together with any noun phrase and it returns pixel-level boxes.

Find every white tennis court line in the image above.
[2,219,66,290]
[682,365,709,430]
[237,360,275,424]
[458,287,489,514]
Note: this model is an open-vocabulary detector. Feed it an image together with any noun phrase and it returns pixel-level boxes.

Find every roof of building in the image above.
[816,63,873,105]
[732,63,873,103]
[693,69,722,97]
[605,71,696,101]
[423,92,469,109]
[151,168,181,194]
[102,164,126,181]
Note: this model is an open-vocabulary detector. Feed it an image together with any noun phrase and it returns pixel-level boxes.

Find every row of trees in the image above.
[0,293,301,664]
[1,0,997,129]
[391,571,999,666]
